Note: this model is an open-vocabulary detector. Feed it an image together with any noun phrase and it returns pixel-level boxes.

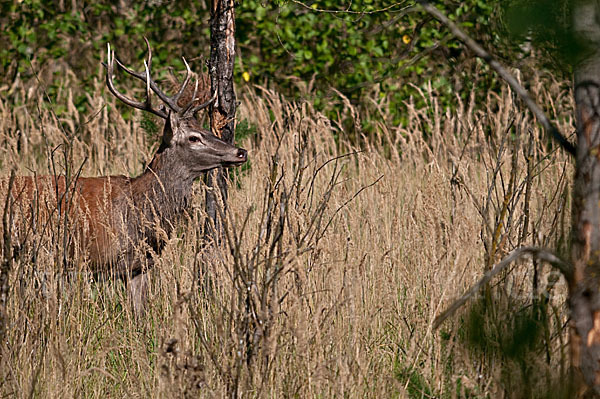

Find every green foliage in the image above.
[463,297,546,358]
[0,0,519,136]
[236,0,502,129]
[140,112,161,151]
[502,0,581,75]
[394,361,435,398]
[458,295,568,397]
[234,118,259,142]
[231,119,256,179]
[0,0,210,109]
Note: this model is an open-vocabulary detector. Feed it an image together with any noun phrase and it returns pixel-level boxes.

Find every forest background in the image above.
[0,0,579,397]
[0,0,545,136]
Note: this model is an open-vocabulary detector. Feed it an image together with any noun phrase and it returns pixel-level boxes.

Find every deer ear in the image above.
[160,112,178,148]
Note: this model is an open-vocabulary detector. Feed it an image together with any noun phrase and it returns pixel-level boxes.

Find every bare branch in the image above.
[433,246,572,330]
[418,0,576,156]
[291,0,410,15]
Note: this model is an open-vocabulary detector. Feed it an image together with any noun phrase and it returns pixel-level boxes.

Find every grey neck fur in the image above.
[126,147,195,251]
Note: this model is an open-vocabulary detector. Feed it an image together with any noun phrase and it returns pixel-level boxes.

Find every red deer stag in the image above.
[1,41,247,315]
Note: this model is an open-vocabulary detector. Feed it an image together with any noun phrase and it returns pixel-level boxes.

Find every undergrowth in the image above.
[0,66,574,397]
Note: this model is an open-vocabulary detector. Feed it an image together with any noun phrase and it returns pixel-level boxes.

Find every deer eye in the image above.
[188,135,201,143]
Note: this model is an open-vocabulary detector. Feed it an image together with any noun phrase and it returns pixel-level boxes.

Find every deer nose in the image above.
[237,148,247,162]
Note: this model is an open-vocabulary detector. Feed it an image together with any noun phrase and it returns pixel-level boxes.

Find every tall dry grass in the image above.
[0,66,574,397]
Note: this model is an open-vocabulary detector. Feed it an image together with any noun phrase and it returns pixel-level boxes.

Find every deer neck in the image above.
[130,148,195,227]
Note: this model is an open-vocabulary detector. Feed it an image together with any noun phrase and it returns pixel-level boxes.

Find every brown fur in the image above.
[1,45,247,315]
[1,112,247,314]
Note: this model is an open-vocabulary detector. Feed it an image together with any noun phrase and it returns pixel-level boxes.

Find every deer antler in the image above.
[106,38,215,119]
[106,41,168,119]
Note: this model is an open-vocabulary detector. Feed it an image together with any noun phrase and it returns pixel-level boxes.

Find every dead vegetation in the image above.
[0,67,574,397]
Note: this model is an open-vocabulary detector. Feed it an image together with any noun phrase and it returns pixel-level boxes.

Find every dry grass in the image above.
[0,66,574,398]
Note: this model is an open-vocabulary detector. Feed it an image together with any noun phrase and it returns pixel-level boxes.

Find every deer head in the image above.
[105,39,247,178]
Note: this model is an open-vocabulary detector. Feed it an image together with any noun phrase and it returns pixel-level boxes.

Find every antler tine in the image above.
[171,57,193,107]
[114,58,182,113]
[106,43,168,119]
[111,38,182,113]
[107,39,207,118]
[186,90,218,117]
[181,79,200,116]
[143,37,152,74]
[143,60,152,110]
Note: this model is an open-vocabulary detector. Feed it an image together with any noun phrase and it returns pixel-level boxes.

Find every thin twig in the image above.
[418,0,576,156]
[316,174,384,244]
[433,246,572,329]
[291,0,409,15]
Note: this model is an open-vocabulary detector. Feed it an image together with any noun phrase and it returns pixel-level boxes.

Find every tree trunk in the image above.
[570,1,600,396]
[205,0,236,240]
